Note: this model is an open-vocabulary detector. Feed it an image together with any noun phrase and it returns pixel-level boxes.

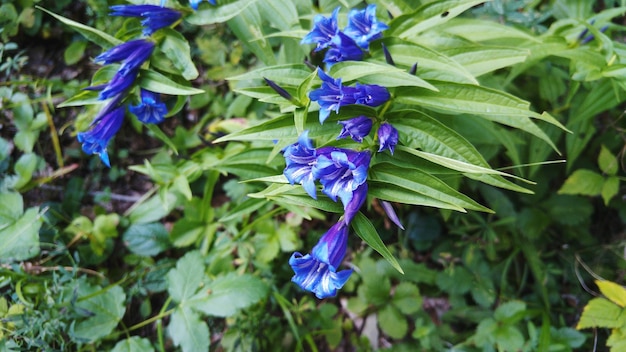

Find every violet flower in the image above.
[337,116,372,143]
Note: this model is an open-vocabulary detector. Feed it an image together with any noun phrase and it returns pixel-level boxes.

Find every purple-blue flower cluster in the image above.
[78,4,182,166]
[302,4,388,67]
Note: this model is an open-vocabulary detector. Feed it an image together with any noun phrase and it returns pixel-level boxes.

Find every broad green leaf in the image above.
[330,61,438,90]
[159,29,199,80]
[558,169,604,196]
[494,301,527,322]
[189,273,269,317]
[111,337,154,352]
[352,213,403,274]
[374,38,478,84]
[186,0,258,25]
[0,192,23,230]
[37,7,122,48]
[390,0,489,39]
[0,207,41,261]
[72,283,126,343]
[441,46,529,77]
[599,145,619,176]
[369,164,491,212]
[495,326,525,352]
[602,176,620,206]
[577,297,625,329]
[442,18,539,42]
[138,69,205,96]
[368,182,465,212]
[167,251,205,303]
[378,305,408,339]
[123,223,170,257]
[168,306,210,352]
[64,40,87,65]
[13,153,39,190]
[128,191,183,224]
[597,280,626,308]
[392,282,422,315]
[257,0,299,31]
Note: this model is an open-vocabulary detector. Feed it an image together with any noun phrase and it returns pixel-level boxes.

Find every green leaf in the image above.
[602,176,620,206]
[494,301,527,323]
[123,223,170,257]
[111,337,155,352]
[599,145,619,176]
[0,207,41,261]
[186,0,258,25]
[13,153,39,190]
[392,282,422,315]
[257,0,299,31]
[138,69,205,96]
[440,45,529,77]
[577,297,625,329]
[159,29,199,80]
[167,251,205,303]
[597,280,626,308]
[390,0,488,38]
[72,283,126,343]
[558,169,604,196]
[129,191,183,224]
[442,18,539,42]
[37,7,122,48]
[378,305,408,339]
[329,61,438,90]
[189,273,269,317]
[352,213,403,274]
[64,40,87,65]
[227,4,276,65]
[0,192,23,231]
[495,326,525,352]
[228,64,311,86]
[168,306,210,352]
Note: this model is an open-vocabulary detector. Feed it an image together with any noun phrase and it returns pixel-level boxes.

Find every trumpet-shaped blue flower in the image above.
[189,0,217,10]
[343,182,367,224]
[337,116,372,142]
[94,39,155,66]
[323,32,364,67]
[77,100,126,168]
[314,148,370,207]
[129,89,167,124]
[301,7,340,52]
[344,4,388,49]
[354,83,390,107]
[109,5,181,36]
[283,131,318,199]
[290,222,352,299]
[309,69,357,124]
[378,122,399,154]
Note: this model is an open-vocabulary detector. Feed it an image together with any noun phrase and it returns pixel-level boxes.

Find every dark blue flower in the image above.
[323,32,364,67]
[283,131,318,199]
[94,39,155,66]
[190,0,216,10]
[337,116,372,142]
[301,7,340,52]
[354,83,390,107]
[77,100,126,168]
[97,68,140,100]
[343,183,367,224]
[380,200,404,230]
[289,222,352,299]
[313,148,370,207]
[129,89,167,124]
[344,4,388,49]
[378,122,399,154]
[109,5,182,36]
[264,77,295,103]
[308,69,357,123]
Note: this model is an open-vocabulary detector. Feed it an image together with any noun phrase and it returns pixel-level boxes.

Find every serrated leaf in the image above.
[393,282,422,315]
[597,280,626,308]
[378,305,408,339]
[189,273,268,317]
[37,7,122,48]
[167,251,205,303]
[123,223,170,257]
[168,306,210,352]
[577,297,625,329]
[72,283,126,343]
[352,213,403,274]
[0,207,41,261]
[159,29,199,80]
[602,176,620,206]
[494,301,527,322]
[0,192,23,230]
[599,145,619,176]
[111,337,154,352]
[558,169,604,196]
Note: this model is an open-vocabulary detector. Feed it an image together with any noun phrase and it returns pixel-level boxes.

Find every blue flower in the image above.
[77,100,126,168]
[337,116,372,142]
[283,131,318,199]
[343,183,367,224]
[289,222,352,299]
[313,148,370,207]
[129,89,167,124]
[344,4,388,49]
[308,69,357,123]
[94,39,155,66]
[109,5,181,36]
[190,0,216,10]
[301,7,340,52]
[378,122,399,154]
[354,83,390,107]
[323,32,364,67]
[380,200,404,230]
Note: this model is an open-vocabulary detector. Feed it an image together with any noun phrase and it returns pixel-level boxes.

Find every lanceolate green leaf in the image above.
[369,164,492,213]
[227,5,277,65]
[138,69,205,96]
[369,182,467,212]
[352,213,403,274]
[330,61,438,90]
[159,29,199,80]
[228,64,312,86]
[441,46,529,77]
[37,7,122,49]
[389,0,489,39]
[256,0,299,31]
[186,0,258,25]
[442,18,539,43]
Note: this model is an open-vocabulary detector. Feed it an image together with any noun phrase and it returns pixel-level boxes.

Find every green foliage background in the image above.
[1,0,626,351]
